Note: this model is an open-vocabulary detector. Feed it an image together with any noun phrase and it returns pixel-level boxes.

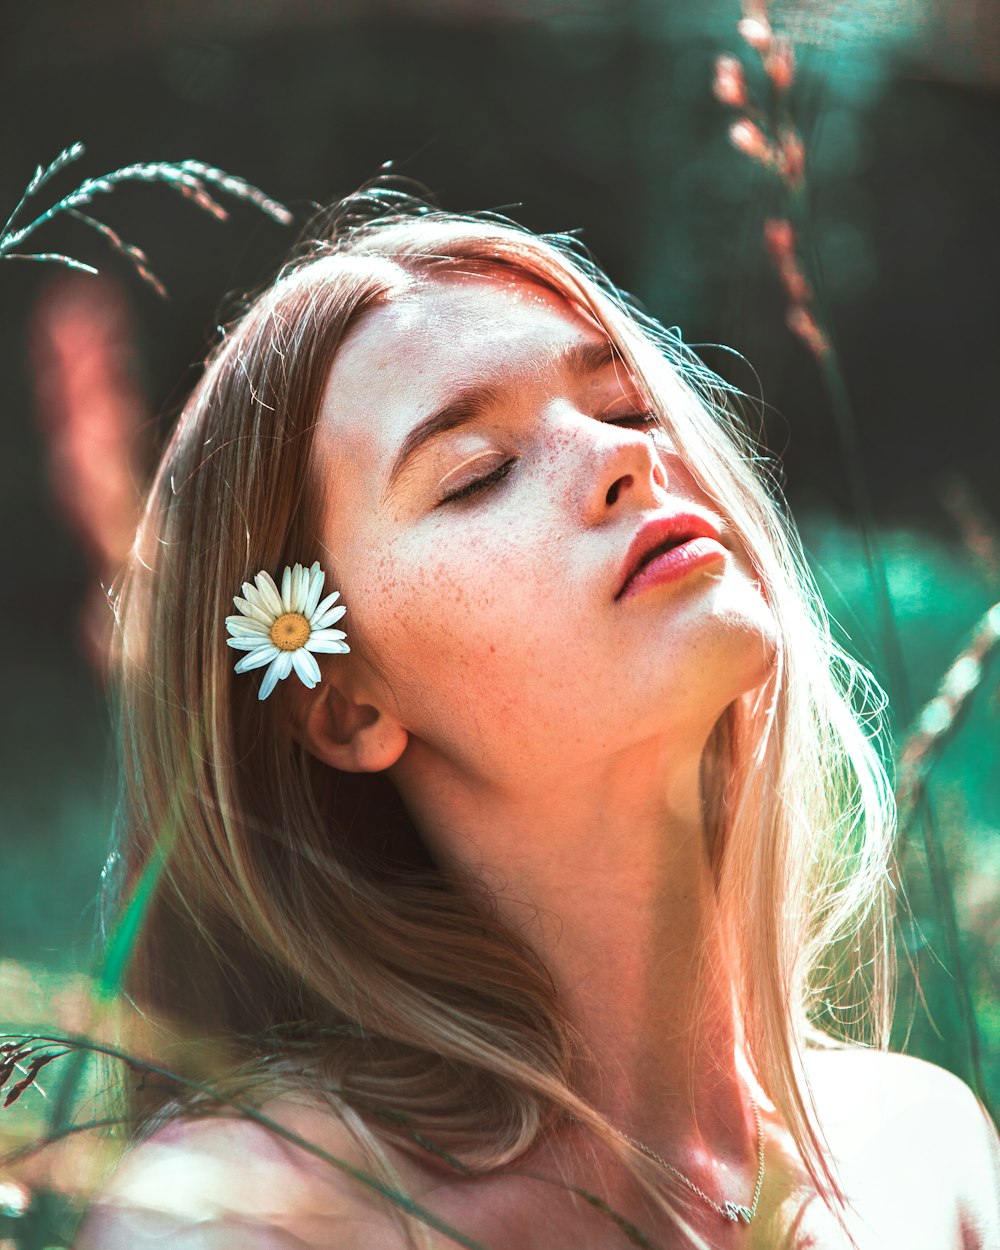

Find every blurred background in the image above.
[0,0,997,1183]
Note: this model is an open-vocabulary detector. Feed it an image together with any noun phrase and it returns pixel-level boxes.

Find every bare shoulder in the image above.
[74,1096,415,1250]
[804,1047,999,1248]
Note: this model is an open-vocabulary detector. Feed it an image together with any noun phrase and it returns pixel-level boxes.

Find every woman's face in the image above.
[313,268,777,793]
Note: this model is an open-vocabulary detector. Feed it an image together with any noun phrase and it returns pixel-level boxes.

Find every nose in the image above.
[572,417,670,524]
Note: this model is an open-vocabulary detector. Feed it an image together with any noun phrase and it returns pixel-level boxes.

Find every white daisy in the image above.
[225,560,349,701]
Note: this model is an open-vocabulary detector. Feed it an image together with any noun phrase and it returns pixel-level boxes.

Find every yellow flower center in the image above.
[269,612,311,651]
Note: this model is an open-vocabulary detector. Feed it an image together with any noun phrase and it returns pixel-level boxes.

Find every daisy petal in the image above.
[226,615,270,637]
[311,590,341,621]
[306,638,350,654]
[292,647,321,687]
[254,571,284,618]
[303,562,325,617]
[233,596,273,627]
[258,655,285,701]
[290,563,304,611]
[298,562,312,610]
[235,645,280,673]
[280,566,293,613]
[227,636,266,651]
[243,581,277,617]
[308,628,347,644]
[313,604,347,629]
[275,651,295,680]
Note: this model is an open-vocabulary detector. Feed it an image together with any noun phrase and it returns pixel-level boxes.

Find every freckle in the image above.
[489,645,496,653]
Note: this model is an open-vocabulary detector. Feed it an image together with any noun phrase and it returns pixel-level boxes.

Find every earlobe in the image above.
[294,681,408,774]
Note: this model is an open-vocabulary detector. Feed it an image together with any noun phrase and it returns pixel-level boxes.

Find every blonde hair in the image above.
[110,189,896,1243]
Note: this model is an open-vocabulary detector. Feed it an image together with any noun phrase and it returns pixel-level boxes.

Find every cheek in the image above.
[352,523,552,682]
[350,553,521,760]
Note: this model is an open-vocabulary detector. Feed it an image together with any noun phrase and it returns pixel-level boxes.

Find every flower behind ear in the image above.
[225,561,348,701]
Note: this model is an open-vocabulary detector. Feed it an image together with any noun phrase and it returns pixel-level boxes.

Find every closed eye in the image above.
[604,410,660,430]
[438,458,517,505]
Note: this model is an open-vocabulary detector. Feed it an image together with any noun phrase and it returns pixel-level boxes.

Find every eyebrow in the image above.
[385,337,620,498]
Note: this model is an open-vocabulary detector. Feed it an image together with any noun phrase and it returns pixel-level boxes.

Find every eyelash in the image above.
[438,411,661,506]
[441,458,517,504]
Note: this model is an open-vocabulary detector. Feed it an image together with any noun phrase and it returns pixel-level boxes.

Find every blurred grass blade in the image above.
[1,142,85,237]
[5,253,98,274]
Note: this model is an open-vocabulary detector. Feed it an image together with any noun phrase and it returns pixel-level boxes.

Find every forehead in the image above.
[313,271,608,503]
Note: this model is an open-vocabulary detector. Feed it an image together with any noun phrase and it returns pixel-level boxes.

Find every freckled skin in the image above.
[312,271,777,804]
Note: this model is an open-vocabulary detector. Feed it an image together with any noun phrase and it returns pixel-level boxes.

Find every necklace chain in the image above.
[619,1094,765,1225]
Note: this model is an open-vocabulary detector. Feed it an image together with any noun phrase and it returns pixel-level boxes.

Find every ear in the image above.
[292,678,408,774]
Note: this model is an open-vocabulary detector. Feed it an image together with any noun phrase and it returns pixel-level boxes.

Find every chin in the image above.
[701,577,781,718]
[738,594,781,690]
[735,631,780,714]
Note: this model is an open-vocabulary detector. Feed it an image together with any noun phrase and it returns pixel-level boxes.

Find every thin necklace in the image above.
[618,1094,765,1224]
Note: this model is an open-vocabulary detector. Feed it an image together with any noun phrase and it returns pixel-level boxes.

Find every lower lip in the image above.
[618,537,728,602]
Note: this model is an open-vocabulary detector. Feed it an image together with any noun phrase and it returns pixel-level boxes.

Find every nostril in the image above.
[606,474,632,506]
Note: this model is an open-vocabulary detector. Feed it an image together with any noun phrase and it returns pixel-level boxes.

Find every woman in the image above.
[79,192,998,1249]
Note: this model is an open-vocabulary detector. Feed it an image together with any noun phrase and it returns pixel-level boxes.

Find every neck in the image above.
[393,732,752,1167]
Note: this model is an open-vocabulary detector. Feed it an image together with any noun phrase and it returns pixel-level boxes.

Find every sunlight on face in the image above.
[313,270,778,792]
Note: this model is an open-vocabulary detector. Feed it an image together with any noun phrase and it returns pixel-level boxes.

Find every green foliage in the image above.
[801,516,1000,1109]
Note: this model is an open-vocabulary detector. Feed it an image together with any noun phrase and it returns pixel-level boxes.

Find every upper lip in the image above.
[615,511,725,599]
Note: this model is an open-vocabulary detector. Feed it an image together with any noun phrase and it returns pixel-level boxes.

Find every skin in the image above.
[76,271,999,1249]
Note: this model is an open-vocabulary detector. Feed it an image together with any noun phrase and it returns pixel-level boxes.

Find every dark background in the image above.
[1,0,997,1111]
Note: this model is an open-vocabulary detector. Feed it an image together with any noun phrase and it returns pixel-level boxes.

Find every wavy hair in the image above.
[109,190,896,1245]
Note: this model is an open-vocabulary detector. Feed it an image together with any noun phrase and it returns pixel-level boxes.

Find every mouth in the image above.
[615,512,726,600]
